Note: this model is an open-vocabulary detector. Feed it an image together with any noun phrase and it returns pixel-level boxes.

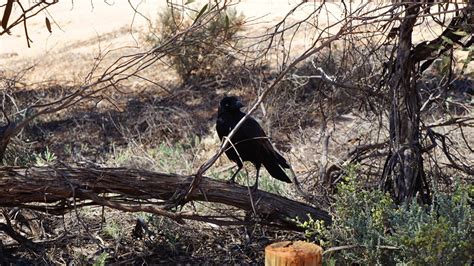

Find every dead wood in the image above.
[0,166,331,230]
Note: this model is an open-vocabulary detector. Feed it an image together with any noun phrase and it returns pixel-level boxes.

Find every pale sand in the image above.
[1,1,469,79]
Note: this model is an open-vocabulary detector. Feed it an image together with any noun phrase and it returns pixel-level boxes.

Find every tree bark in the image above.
[382,3,430,204]
[0,166,331,230]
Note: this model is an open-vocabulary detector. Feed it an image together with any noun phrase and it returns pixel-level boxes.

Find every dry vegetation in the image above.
[1,0,473,264]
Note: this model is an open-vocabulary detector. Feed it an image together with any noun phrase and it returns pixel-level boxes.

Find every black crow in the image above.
[216,96,291,190]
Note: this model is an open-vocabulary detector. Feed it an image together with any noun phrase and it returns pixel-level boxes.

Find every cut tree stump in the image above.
[265,241,323,266]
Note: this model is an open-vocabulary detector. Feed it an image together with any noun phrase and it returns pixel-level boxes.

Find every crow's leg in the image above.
[227,162,243,184]
[251,166,260,191]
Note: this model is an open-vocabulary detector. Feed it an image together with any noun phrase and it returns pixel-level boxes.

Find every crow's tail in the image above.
[263,159,292,183]
[275,152,290,168]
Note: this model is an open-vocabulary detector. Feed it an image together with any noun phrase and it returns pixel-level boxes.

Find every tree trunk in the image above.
[0,166,331,230]
[382,3,430,204]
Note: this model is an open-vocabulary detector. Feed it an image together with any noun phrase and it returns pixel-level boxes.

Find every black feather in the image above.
[216,96,292,187]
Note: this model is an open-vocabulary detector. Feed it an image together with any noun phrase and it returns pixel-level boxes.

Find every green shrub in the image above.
[34,146,57,166]
[92,252,109,266]
[102,221,123,240]
[298,166,473,265]
[146,4,245,82]
[391,185,473,265]
[325,166,397,264]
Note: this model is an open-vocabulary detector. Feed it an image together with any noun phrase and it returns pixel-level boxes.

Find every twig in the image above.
[323,244,400,255]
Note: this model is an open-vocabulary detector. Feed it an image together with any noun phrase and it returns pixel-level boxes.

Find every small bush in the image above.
[391,185,473,265]
[103,221,123,240]
[298,166,473,265]
[146,5,245,82]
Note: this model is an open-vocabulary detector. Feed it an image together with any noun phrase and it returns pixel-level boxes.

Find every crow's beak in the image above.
[235,101,244,109]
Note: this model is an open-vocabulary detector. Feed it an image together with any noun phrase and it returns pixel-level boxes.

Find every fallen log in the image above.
[0,166,331,230]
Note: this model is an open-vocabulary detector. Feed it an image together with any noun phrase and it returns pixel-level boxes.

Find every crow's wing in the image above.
[216,114,265,142]
[239,117,291,182]
[239,117,289,168]
[239,116,266,139]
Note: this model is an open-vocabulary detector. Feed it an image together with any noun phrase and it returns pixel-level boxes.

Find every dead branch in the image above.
[0,166,331,230]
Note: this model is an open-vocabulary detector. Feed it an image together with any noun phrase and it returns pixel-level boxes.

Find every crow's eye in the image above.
[225,103,230,107]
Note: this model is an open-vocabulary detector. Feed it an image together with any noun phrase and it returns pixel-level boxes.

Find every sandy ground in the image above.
[0,0,356,63]
[0,1,335,85]
[0,1,292,55]
[3,1,467,79]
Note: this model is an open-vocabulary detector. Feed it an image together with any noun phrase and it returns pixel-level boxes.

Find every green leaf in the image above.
[93,252,109,266]
[185,0,195,4]
[452,30,468,37]
[225,13,230,30]
[441,36,454,45]
[427,43,441,50]
[461,47,473,73]
[193,4,208,25]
